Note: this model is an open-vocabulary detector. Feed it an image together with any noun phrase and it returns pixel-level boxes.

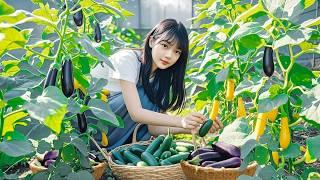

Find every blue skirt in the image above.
[87,84,159,151]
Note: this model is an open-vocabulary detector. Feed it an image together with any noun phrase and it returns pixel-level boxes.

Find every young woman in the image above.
[90,19,223,150]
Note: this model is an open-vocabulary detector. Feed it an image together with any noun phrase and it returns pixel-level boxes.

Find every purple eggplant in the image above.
[212,142,240,158]
[44,159,56,168]
[198,152,225,162]
[190,148,215,158]
[201,160,217,167]
[43,150,59,163]
[205,157,241,168]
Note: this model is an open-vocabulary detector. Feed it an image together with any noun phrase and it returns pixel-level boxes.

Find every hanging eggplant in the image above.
[77,113,87,133]
[73,5,83,27]
[94,22,102,43]
[61,59,74,97]
[263,47,274,77]
[44,67,58,88]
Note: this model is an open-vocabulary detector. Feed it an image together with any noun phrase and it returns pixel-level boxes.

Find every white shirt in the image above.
[91,49,142,92]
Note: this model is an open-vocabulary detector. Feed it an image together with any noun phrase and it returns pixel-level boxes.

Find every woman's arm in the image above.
[120,80,183,128]
[120,80,205,130]
[147,125,190,136]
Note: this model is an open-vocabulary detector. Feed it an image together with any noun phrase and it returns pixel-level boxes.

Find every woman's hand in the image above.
[181,112,206,130]
[208,118,224,133]
[190,118,224,135]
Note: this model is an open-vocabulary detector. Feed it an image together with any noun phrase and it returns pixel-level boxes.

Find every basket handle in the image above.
[132,123,144,143]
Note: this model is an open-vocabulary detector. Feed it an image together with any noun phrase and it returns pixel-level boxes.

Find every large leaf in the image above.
[261,0,304,23]
[300,85,320,124]
[274,28,313,49]
[23,86,68,134]
[230,22,267,40]
[219,118,252,147]
[306,135,320,159]
[88,78,108,97]
[258,93,289,113]
[76,36,114,70]
[0,27,27,56]
[0,140,34,157]
[0,1,14,15]
[289,63,315,88]
[71,138,88,157]
[235,79,262,96]
[32,3,58,22]
[2,111,28,136]
[87,98,119,127]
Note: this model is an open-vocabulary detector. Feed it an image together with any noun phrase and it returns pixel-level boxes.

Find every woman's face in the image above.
[150,37,182,72]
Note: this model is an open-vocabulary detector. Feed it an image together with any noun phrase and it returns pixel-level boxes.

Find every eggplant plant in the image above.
[0,0,138,178]
[187,0,320,179]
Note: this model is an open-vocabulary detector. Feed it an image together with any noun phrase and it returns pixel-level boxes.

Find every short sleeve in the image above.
[108,50,140,83]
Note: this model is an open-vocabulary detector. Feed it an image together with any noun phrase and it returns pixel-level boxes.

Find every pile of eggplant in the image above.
[36,150,59,168]
[187,141,241,168]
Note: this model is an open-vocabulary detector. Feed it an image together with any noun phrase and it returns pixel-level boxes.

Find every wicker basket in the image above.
[29,157,107,180]
[106,124,187,180]
[180,160,258,180]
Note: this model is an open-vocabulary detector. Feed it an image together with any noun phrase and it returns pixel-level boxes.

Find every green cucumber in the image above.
[145,135,165,154]
[160,159,172,166]
[198,120,213,137]
[160,151,171,159]
[141,152,159,166]
[123,150,141,165]
[163,152,189,164]
[112,150,126,163]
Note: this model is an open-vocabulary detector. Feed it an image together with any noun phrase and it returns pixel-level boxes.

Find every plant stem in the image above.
[54,13,70,64]
[0,108,4,141]
[233,41,243,81]
[293,155,306,165]
[88,135,109,162]
[283,45,295,90]
[275,49,286,73]
[25,46,55,60]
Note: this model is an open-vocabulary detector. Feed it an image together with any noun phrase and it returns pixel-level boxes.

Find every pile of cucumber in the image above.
[111,134,194,166]
[188,141,242,168]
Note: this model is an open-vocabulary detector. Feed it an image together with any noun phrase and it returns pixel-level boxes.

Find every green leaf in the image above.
[274,28,313,49]
[67,170,94,180]
[0,1,14,15]
[24,86,68,134]
[289,63,315,88]
[2,111,28,136]
[241,139,258,159]
[0,140,34,157]
[234,3,264,23]
[230,22,267,40]
[88,78,108,97]
[281,143,301,158]
[71,138,88,157]
[235,79,261,96]
[301,16,320,28]
[0,11,27,25]
[258,94,288,113]
[215,67,229,83]
[0,27,27,56]
[306,135,320,159]
[261,0,304,23]
[302,0,316,9]
[219,118,252,147]
[32,3,58,22]
[76,36,114,71]
[300,85,320,124]
[254,145,269,165]
[87,98,119,127]
[37,140,51,154]
[257,165,277,179]
[238,34,265,49]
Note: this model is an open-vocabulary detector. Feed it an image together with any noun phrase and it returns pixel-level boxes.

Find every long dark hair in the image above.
[140,19,189,113]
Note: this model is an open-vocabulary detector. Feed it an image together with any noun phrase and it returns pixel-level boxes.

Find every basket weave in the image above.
[106,124,186,180]
[180,160,258,180]
[29,157,107,180]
